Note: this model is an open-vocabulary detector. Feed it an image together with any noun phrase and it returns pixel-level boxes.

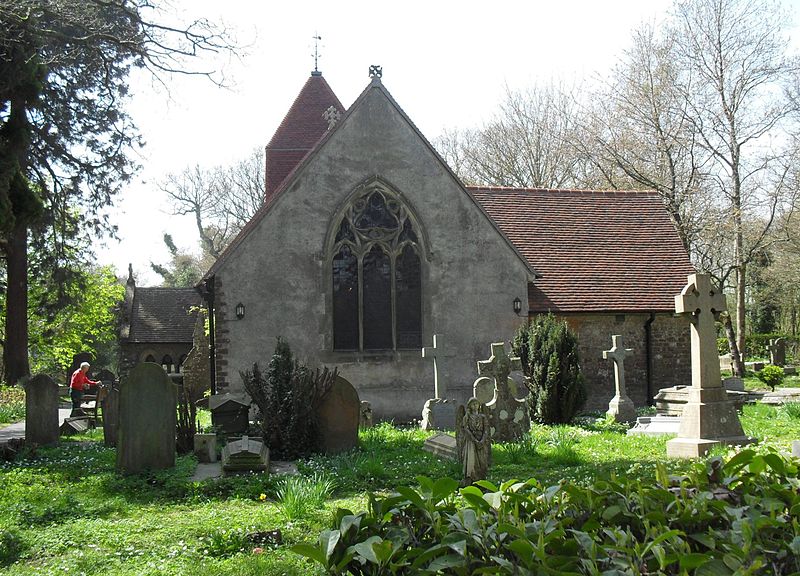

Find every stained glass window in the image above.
[331,182,423,351]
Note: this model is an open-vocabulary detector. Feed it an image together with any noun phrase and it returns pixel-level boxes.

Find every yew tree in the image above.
[0,0,235,384]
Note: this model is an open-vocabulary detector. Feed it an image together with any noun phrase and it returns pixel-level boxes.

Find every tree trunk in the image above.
[735,261,746,362]
[723,313,745,377]
[4,222,30,385]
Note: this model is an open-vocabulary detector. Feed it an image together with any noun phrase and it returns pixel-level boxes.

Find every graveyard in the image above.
[5,1,800,573]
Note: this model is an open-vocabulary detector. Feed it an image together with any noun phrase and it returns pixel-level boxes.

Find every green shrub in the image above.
[295,451,800,574]
[513,314,586,424]
[0,528,26,566]
[240,339,338,459]
[0,385,25,425]
[757,365,785,391]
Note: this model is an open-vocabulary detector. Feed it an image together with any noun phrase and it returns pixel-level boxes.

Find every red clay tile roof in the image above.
[128,287,201,343]
[470,187,695,313]
[264,73,345,204]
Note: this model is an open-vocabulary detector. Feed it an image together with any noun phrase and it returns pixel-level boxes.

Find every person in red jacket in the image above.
[70,362,99,415]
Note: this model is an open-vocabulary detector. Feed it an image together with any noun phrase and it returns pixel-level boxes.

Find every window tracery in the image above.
[331,184,422,351]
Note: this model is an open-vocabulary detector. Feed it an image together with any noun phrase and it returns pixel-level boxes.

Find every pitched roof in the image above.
[264,73,344,204]
[202,77,536,283]
[128,287,201,343]
[470,187,695,313]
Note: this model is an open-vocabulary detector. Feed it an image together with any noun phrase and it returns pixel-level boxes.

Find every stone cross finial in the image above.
[768,338,786,367]
[474,342,528,442]
[422,334,446,398]
[675,273,726,390]
[323,105,341,130]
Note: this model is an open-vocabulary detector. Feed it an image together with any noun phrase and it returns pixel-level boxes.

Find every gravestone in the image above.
[102,383,120,447]
[422,432,458,460]
[719,353,733,373]
[25,374,59,446]
[602,335,636,423]
[475,342,529,442]
[60,417,90,435]
[793,440,800,458]
[627,414,681,436]
[222,436,268,473]
[666,274,752,458]
[359,400,373,429]
[456,398,492,486]
[116,363,176,474]
[420,334,456,430]
[769,338,786,367]
[317,375,359,455]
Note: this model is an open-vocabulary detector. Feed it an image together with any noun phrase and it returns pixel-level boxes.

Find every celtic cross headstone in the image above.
[474,342,528,442]
[666,273,751,458]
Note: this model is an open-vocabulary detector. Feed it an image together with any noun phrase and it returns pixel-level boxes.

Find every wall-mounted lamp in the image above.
[513,297,522,315]
[235,302,245,320]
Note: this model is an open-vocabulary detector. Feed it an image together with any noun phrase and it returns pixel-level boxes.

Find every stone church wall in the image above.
[210,85,532,422]
[558,312,691,412]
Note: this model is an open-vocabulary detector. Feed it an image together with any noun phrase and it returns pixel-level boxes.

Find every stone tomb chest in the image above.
[222,436,269,473]
[209,394,250,434]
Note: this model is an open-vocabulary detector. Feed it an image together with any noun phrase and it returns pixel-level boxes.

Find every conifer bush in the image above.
[240,339,337,459]
[512,313,586,424]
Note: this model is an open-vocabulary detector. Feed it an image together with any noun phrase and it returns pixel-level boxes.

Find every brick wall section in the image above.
[551,313,691,412]
[213,276,230,394]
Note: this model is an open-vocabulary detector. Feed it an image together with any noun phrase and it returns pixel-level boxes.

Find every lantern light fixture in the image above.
[235,302,245,320]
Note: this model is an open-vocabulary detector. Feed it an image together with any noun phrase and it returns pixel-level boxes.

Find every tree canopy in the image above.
[0,0,236,384]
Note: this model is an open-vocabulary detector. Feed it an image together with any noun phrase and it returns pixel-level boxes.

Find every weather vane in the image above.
[312,33,322,75]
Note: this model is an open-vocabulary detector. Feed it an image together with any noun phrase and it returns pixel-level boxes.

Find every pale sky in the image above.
[95,0,794,285]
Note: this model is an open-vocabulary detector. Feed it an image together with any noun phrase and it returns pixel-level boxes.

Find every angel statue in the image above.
[456,397,492,486]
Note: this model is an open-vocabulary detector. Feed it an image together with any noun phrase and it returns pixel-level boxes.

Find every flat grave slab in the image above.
[422,432,458,461]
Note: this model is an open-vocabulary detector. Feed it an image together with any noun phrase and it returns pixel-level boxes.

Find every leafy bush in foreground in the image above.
[294,450,800,574]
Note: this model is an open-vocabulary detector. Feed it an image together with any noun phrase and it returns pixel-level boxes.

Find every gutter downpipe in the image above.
[644,312,656,405]
[202,276,217,396]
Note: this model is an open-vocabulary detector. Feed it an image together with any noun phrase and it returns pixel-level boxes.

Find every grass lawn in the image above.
[1,403,800,575]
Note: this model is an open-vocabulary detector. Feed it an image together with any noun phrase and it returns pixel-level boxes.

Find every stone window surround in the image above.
[323,175,432,354]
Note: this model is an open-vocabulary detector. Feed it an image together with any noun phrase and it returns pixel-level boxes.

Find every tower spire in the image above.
[311,33,322,76]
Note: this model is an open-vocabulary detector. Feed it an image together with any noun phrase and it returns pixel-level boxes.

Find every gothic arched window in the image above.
[331,184,423,351]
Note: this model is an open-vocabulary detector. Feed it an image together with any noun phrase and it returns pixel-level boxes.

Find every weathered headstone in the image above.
[420,334,456,430]
[769,338,786,367]
[60,417,90,436]
[475,342,529,442]
[116,363,176,474]
[422,432,458,460]
[793,440,800,458]
[317,375,359,455]
[666,274,752,458]
[102,383,120,447]
[719,353,733,373]
[222,436,268,473]
[25,374,59,446]
[602,335,636,423]
[359,400,373,429]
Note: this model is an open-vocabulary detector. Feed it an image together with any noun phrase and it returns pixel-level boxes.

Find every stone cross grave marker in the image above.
[475,342,529,442]
[769,338,786,367]
[25,374,59,446]
[116,362,176,474]
[666,273,751,458]
[421,334,456,430]
[602,335,636,423]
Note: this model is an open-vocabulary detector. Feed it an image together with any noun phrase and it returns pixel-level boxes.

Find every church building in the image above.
[199,66,694,421]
